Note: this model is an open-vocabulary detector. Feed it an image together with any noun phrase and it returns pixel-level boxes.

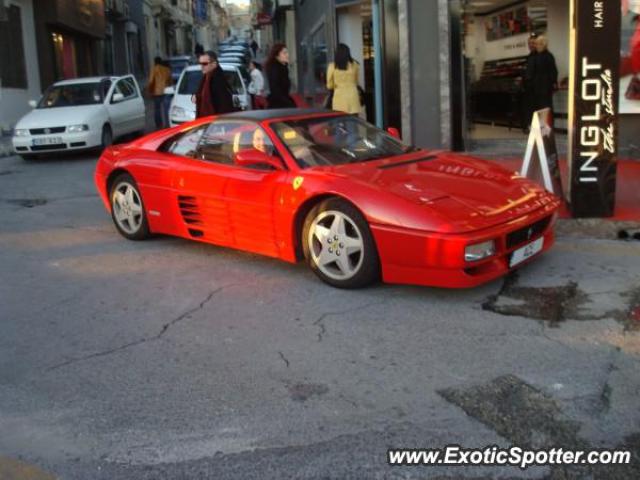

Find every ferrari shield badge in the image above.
[293,176,304,191]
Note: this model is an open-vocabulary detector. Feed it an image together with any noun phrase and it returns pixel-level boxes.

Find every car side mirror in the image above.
[235,149,283,170]
[112,93,125,103]
[28,100,37,108]
[387,127,401,140]
[164,86,175,96]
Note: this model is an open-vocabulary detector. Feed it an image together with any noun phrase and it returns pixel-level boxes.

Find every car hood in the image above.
[323,152,555,232]
[16,105,104,128]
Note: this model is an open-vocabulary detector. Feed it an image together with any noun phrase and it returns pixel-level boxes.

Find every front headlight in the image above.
[465,240,496,262]
[171,106,186,118]
[14,129,29,137]
[67,124,89,133]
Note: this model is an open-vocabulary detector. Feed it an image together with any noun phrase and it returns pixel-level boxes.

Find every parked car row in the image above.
[11,38,255,159]
[165,64,251,127]
[12,75,146,160]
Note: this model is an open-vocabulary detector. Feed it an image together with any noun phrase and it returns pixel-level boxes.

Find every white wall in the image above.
[0,0,41,132]
[546,0,569,81]
[337,4,365,87]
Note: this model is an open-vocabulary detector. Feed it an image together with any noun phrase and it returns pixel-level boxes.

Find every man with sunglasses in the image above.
[195,51,235,118]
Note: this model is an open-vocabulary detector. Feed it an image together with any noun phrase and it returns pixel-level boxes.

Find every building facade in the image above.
[293,0,639,156]
[0,0,41,133]
[0,0,225,133]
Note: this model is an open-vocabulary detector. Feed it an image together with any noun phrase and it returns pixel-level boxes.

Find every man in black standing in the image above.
[522,33,538,131]
[194,51,235,118]
[531,35,558,116]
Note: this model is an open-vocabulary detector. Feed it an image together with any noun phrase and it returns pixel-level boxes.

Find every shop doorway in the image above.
[51,30,95,81]
[457,0,569,155]
[336,2,376,122]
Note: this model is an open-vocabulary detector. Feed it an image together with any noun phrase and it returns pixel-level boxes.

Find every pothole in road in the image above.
[439,375,640,478]
[287,383,329,402]
[5,198,48,208]
[482,274,583,325]
[483,275,640,328]
[439,375,583,448]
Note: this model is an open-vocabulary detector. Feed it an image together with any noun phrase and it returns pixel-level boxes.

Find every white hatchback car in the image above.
[12,75,145,159]
[167,64,250,127]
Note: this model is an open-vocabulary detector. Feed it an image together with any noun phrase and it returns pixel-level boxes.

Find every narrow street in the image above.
[1,152,639,479]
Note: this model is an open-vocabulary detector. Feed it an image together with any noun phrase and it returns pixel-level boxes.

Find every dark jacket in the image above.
[532,50,558,110]
[196,66,235,117]
[266,61,296,109]
[523,51,537,90]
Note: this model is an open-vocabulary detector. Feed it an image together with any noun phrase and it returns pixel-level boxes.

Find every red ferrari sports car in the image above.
[95,109,561,289]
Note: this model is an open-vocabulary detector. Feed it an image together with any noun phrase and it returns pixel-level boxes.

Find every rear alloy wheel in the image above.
[303,198,380,289]
[110,173,150,241]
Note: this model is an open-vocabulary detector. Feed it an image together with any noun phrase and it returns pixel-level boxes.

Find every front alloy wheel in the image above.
[303,198,380,288]
[110,174,150,241]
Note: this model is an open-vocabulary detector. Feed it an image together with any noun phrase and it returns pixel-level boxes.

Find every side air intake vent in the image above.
[178,196,203,226]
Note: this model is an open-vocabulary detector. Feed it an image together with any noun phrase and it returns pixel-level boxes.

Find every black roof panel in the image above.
[220,108,336,122]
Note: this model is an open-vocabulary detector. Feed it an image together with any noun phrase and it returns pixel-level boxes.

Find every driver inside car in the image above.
[252,128,269,154]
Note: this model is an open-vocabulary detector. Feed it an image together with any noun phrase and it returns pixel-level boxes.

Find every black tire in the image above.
[302,197,380,289]
[19,153,38,161]
[109,173,151,241]
[101,124,113,150]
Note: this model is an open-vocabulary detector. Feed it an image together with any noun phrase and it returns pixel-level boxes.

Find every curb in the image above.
[556,218,640,239]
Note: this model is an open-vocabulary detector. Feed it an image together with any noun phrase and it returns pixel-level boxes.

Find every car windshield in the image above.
[38,82,107,108]
[169,59,190,76]
[178,70,242,95]
[272,115,416,168]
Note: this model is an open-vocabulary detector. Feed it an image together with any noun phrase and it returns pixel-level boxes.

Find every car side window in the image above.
[123,77,139,98]
[113,78,137,101]
[196,121,275,165]
[100,79,112,101]
[161,125,207,158]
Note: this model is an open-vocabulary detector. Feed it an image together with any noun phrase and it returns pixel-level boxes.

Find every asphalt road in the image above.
[0,151,639,479]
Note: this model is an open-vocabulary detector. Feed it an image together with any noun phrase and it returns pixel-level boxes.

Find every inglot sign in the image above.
[567,0,621,217]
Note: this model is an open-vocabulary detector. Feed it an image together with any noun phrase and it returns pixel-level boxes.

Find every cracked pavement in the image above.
[0,153,639,479]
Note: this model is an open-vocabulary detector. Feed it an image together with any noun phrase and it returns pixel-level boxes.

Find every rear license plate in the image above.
[32,137,63,146]
[510,237,544,268]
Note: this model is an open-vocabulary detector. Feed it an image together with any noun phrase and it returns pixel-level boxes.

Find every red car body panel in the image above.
[95,111,562,288]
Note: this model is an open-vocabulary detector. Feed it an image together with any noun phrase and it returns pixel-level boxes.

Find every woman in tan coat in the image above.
[326,44,361,114]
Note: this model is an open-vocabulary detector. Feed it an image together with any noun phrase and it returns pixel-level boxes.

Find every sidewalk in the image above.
[487,156,640,225]
[0,134,13,159]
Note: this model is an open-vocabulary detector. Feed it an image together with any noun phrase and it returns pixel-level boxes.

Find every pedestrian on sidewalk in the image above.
[147,57,172,129]
[522,32,538,131]
[531,35,558,113]
[248,61,266,109]
[194,51,235,118]
[326,43,361,115]
[265,43,296,109]
[250,39,259,58]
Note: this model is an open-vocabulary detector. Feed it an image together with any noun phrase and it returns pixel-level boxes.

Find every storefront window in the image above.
[103,35,114,75]
[0,5,27,89]
[311,26,328,95]
[52,32,78,80]
[620,1,640,113]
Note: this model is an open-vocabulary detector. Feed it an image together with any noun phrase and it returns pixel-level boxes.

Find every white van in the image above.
[166,64,250,126]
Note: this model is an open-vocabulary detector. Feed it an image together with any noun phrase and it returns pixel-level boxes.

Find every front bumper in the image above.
[12,130,102,154]
[372,205,559,289]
